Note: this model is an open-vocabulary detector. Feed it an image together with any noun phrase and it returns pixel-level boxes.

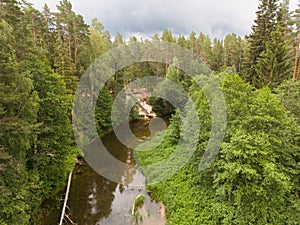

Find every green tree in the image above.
[243,0,279,85]
[40,4,56,64]
[137,73,300,225]
[54,0,88,91]
[112,32,124,47]
[161,29,175,43]
[187,31,199,57]
[152,33,160,41]
[211,75,300,224]
[177,34,187,47]
[78,18,111,73]
[198,32,211,65]
[20,53,75,196]
[293,4,300,80]
[95,86,114,135]
[210,38,224,71]
[160,29,175,72]
[275,79,300,125]
[256,24,292,88]
[150,63,187,117]
[89,18,111,57]
[224,33,244,73]
[54,33,76,90]
[0,19,39,225]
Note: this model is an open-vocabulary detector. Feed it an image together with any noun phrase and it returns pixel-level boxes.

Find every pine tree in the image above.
[293,4,300,80]
[39,4,56,67]
[188,31,200,57]
[95,86,113,135]
[161,29,175,43]
[54,0,88,91]
[27,55,74,196]
[152,33,160,41]
[177,34,187,47]
[210,38,224,71]
[256,24,292,88]
[0,0,21,29]
[54,33,75,89]
[112,32,124,47]
[277,0,295,76]
[224,33,244,73]
[72,14,89,76]
[0,2,39,159]
[0,0,33,60]
[22,2,42,47]
[78,18,111,74]
[0,19,39,225]
[277,0,293,37]
[161,29,175,71]
[198,32,211,65]
[89,18,111,57]
[242,0,279,85]
[276,79,300,125]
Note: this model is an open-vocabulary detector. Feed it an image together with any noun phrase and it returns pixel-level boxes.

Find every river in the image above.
[38,119,166,225]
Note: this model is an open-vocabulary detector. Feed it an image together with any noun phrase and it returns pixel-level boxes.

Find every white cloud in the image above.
[29,0,299,39]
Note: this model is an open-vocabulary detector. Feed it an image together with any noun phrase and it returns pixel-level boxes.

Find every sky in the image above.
[29,0,299,40]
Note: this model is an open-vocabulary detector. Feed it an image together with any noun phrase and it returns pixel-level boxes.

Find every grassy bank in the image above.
[135,130,207,225]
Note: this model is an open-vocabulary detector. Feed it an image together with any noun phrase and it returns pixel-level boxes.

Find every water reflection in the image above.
[38,119,166,225]
[68,119,165,225]
[68,161,118,224]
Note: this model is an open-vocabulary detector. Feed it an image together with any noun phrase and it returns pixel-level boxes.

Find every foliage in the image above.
[134,194,145,209]
[136,73,300,224]
[148,64,189,117]
[95,86,114,135]
[242,0,279,85]
[256,24,292,88]
[0,17,39,224]
[275,79,300,124]
[1,0,300,224]
[224,33,244,73]
[0,1,80,224]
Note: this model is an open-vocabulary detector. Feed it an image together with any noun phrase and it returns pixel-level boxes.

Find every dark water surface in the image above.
[38,119,166,225]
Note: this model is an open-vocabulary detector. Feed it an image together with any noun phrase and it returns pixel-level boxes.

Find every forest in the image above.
[0,0,300,224]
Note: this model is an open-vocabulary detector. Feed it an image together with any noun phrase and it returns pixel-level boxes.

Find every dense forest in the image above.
[0,0,300,224]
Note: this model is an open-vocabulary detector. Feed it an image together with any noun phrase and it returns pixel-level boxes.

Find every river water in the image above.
[38,119,166,225]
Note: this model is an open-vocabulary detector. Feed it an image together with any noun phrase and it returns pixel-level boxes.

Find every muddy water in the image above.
[38,119,166,225]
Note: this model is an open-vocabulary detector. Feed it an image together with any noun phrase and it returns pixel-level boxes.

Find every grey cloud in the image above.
[30,0,298,39]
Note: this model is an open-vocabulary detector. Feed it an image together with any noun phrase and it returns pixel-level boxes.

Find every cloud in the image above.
[29,0,298,39]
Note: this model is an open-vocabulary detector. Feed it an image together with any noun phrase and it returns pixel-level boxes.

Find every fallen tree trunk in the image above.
[59,170,73,225]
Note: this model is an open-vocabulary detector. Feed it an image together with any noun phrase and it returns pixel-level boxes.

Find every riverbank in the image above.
[134,128,204,225]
